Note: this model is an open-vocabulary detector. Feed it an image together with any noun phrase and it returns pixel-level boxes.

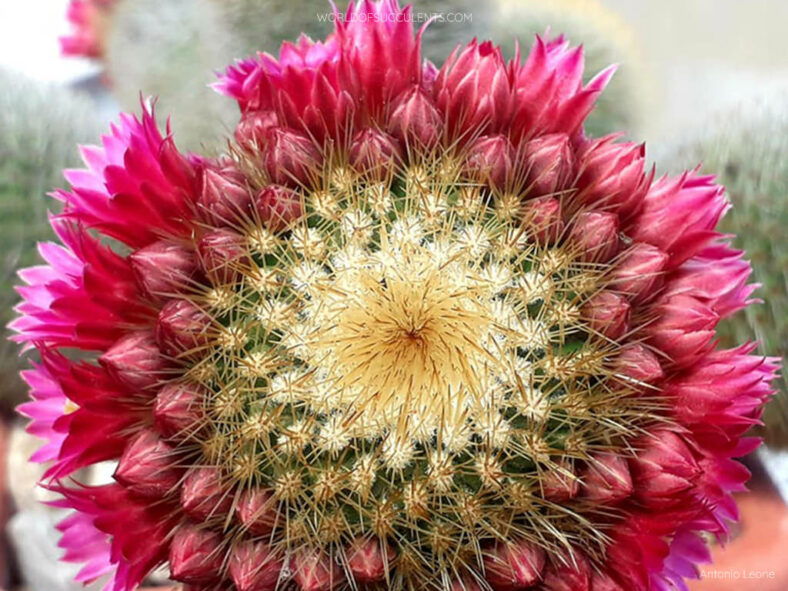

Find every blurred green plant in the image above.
[490,0,645,138]
[105,0,241,152]
[665,95,788,448]
[0,70,101,415]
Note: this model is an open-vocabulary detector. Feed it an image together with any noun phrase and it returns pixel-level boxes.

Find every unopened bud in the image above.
[198,229,251,284]
[582,453,633,505]
[465,134,514,190]
[523,133,575,196]
[484,539,546,590]
[349,128,401,180]
[347,537,395,584]
[230,540,284,591]
[264,127,322,188]
[114,428,180,498]
[610,243,668,303]
[130,241,198,300]
[541,461,579,502]
[181,466,234,521]
[198,166,253,226]
[388,86,443,148]
[582,291,631,340]
[568,211,619,262]
[521,196,564,244]
[153,382,206,439]
[236,488,278,535]
[155,299,213,357]
[614,344,664,385]
[542,548,591,591]
[169,525,225,585]
[630,431,700,508]
[100,331,166,390]
[254,185,304,232]
[235,110,279,151]
[291,550,345,591]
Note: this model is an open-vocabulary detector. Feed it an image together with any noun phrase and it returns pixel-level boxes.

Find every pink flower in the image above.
[60,0,115,59]
[14,3,779,591]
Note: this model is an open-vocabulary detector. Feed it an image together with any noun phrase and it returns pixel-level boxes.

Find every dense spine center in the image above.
[173,152,649,585]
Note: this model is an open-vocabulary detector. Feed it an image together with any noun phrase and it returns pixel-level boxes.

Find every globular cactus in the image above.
[0,70,101,414]
[490,0,645,138]
[663,95,788,447]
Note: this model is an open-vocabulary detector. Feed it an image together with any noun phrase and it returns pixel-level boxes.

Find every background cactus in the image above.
[104,0,242,151]
[662,94,788,447]
[0,69,101,415]
[490,0,646,138]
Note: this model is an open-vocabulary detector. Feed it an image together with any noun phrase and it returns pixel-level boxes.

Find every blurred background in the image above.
[0,0,786,589]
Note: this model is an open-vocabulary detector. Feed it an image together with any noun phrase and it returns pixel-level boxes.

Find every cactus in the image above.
[490,0,645,138]
[663,95,788,447]
[0,70,101,414]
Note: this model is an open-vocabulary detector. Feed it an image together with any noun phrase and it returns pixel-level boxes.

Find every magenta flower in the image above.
[60,0,115,59]
[16,2,778,590]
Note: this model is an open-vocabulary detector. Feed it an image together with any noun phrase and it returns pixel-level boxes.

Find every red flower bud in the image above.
[349,128,401,180]
[156,299,213,357]
[647,294,718,366]
[263,127,322,188]
[521,197,564,244]
[254,185,304,232]
[291,550,345,591]
[576,138,650,221]
[114,428,181,498]
[568,211,619,262]
[236,488,278,535]
[630,431,700,508]
[542,549,591,591]
[541,461,579,502]
[590,572,626,591]
[464,134,514,190]
[610,243,668,303]
[100,331,166,390]
[450,579,484,591]
[130,241,198,300]
[614,344,663,385]
[169,525,225,585]
[582,291,630,340]
[523,133,575,196]
[632,174,727,267]
[230,540,284,591]
[181,466,234,521]
[388,86,443,148]
[582,453,633,505]
[198,167,253,226]
[198,229,251,284]
[434,40,513,139]
[347,537,395,584]
[154,382,206,439]
[235,110,279,151]
[484,539,546,590]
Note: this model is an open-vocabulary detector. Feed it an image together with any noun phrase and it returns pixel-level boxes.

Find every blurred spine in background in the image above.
[0,69,101,416]
[491,0,645,137]
[665,96,788,448]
